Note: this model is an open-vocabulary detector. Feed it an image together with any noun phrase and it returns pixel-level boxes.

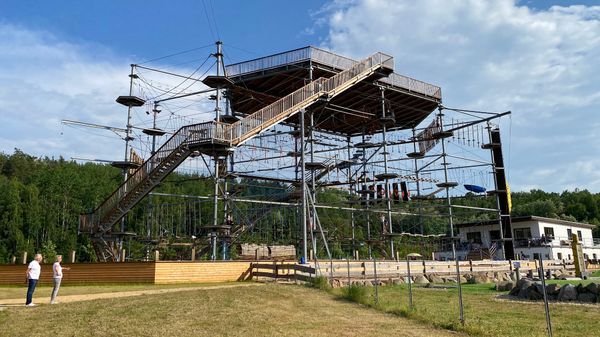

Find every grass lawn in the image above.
[332,282,600,337]
[0,283,465,337]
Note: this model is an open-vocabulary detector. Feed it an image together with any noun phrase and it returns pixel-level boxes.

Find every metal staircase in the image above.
[80,52,394,261]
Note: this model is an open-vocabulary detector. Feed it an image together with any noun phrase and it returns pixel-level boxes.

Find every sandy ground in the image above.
[0,282,263,306]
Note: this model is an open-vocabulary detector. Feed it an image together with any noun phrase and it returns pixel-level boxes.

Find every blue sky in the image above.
[1,0,599,192]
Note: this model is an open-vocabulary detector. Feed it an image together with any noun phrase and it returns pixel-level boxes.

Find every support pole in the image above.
[300,109,308,263]
[380,88,394,255]
[439,107,464,325]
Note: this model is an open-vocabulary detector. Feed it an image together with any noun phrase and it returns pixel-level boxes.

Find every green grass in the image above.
[591,269,600,277]
[0,283,464,337]
[331,283,600,337]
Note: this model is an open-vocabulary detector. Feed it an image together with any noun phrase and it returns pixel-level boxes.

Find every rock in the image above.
[469,274,491,284]
[496,281,515,292]
[527,285,544,300]
[429,275,445,284]
[517,280,534,298]
[558,284,577,301]
[364,280,373,287]
[585,282,599,295]
[414,275,430,285]
[576,283,586,294]
[545,284,561,296]
[577,292,597,303]
[517,278,533,289]
[508,286,521,297]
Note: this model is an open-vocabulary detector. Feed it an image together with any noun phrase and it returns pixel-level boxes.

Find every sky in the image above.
[0,0,599,193]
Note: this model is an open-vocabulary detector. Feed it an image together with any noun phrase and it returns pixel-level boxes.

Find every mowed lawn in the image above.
[340,283,600,337]
[0,283,465,337]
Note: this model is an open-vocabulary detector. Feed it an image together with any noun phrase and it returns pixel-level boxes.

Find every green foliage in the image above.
[308,276,331,291]
[0,148,599,263]
[340,284,368,304]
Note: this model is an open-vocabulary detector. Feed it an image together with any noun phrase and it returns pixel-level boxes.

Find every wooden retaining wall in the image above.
[0,262,155,285]
[154,261,253,284]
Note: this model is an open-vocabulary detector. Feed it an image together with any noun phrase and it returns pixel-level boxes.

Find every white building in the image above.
[435,216,600,261]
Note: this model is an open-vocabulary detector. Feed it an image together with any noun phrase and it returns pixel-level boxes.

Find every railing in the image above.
[514,236,600,249]
[90,121,216,232]
[225,46,441,100]
[226,52,393,145]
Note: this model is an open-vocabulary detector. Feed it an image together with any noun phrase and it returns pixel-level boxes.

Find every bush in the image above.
[340,284,368,304]
[308,276,331,290]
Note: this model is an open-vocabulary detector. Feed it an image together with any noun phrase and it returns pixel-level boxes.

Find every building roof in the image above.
[456,215,596,230]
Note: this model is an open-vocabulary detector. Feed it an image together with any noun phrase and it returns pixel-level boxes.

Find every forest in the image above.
[0,149,599,263]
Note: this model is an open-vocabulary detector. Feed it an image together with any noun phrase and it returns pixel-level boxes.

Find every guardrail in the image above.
[225,46,440,100]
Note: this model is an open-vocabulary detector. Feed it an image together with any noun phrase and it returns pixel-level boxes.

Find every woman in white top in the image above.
[50,255,70,304]
[25,254,43,306]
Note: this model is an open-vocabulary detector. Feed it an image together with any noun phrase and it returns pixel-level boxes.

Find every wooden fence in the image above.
[0,259,579,286]
[249,259,576,283]
[0,261,253,285]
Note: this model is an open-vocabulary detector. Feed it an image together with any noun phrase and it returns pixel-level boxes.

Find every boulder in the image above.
[429,275,445,284]
[469,274,491,284]
[508,286,521,297]
[495,281,515,292]
[577,292,597,303]
[527,285,544,300]
[585,282,599,295]
[557,284,577,301]
[545,283,561,296]
[414,275,430,285]
[517,280,534,298]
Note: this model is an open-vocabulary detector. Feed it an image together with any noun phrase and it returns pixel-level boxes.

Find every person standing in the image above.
[25,253,43,306]
[50,255,70,304]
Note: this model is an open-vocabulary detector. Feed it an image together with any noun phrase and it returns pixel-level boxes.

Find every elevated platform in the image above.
[225,46,441,135]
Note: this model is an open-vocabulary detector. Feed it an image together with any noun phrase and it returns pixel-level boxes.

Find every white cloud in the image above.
[0,23,215,164]
[320,0,600,192]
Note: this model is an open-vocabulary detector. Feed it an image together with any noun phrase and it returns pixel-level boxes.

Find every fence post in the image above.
[407,257,413,309]
[347,258,351,286]
[70,250,76,264]
[373,259,379,305]
[154,250,160,262]
[469,260,473,272]
[294,264,298,285]
[10,256,16,264]
[422,260,427,275]
[191,247,196,261]
[538,254,553,337]
[22,252,28,265]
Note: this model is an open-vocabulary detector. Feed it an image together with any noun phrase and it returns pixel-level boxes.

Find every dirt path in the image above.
[0,282,263,306]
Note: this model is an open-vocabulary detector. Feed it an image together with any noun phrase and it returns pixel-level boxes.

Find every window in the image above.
[543,227,555,239]
[467,232,482,244]
[568,254,571,260]
[557,252,563,260]
[577,230,583,241]
[514,228,532,239]
[533,253,540,260]
[594,254,598,260]
[567,228,573,239]
[489,230,501,241]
